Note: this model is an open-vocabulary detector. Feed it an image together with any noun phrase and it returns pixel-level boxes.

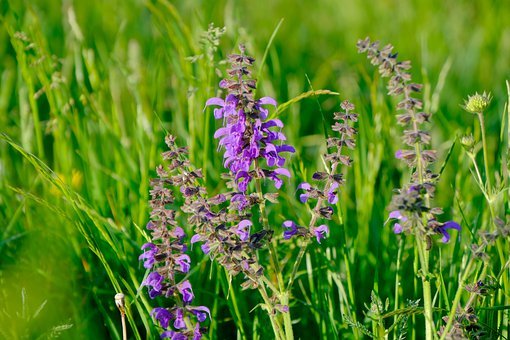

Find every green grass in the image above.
[1,0,509,338]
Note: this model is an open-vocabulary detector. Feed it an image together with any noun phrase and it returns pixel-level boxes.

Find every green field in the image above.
[1,0,509,339]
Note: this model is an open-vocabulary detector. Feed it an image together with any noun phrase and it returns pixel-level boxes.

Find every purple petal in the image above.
[393,223,403,234]
[213,108,224,119]
[389,210,402,219]
[313,225,329,243]
[191,234,202,244]
[258,96,277,106]
[274,168,290,177]
[443,221,461,231]
[173,227,185,238]
[191,306,211,322]
[277,145,295,153]
[328,194,338,205]
[298,182,311,190]
[395,150,402,159]
[205,97,225,107]
[283,220,297,229]
[151,307,172,329]
[299,193,309,203]
[201,242,210,254]
[213,127,229,139]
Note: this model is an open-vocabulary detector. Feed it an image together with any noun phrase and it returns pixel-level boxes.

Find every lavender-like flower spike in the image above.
[357,37,461,245]
[139,135,210,339]
[206,45,295,198]
[286,100,358,244]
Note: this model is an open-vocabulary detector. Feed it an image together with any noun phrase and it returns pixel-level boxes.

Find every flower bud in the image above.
[460,134,475,151]
[463,92,492,113]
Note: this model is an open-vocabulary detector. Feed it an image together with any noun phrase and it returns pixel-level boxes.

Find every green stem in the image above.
[439,259,477,340]
[477,112,492,190]
[254,162,293,340]
[411,114,435,339]
[468,153,489,200]
[416,237,435,340]
[258,285,285,340]
[393,238,404,340]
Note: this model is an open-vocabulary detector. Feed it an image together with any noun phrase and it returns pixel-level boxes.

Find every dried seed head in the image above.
[115,293,126,314]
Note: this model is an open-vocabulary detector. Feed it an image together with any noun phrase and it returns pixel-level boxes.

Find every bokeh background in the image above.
[1,0,509,338]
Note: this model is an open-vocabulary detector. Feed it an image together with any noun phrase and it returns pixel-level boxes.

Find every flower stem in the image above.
[416,237,435,340]
[253,162,294,340]
[258,285,285,340]
[439,258,477,340]
[477,111,492,190]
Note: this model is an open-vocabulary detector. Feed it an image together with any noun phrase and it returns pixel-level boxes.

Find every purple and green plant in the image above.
[139,45,358,340]
[357,37,461,340]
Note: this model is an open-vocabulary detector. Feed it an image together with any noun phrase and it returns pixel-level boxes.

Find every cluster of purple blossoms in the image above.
[357,37,460,245]
[139,135,210,339]
[206,45,295,205]
[283,100,358,244]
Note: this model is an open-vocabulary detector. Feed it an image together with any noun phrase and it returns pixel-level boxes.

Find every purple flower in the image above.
[190,306,211,322]
[388,210,407,234]
[139,243,158,269]
[190,234,202,244]
[311,225,329,243]
[437,221,461,243]
[327,182,339,204]
[236,220,252,241]
[177,280,194,304]
[175,254,191,273]
[171,227,185,239]
[151,307,172,328]
[231,193,249,210]
[205,94,238,119]
[143,272,164,299]
[200,242,211,255]
[283,220,299,239]
[393,223,403,234]
[298,182,311,203]
[268,168,291,189]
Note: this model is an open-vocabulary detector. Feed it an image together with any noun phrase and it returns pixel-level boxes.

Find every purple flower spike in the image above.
[177,280,194,304]
[283,220,299,239]
[151,307,172,329]
[438,221,461,243]
[139,243,158,269]
[312,225,329,243]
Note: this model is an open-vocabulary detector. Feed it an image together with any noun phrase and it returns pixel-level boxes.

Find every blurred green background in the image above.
[1,0,508,338]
